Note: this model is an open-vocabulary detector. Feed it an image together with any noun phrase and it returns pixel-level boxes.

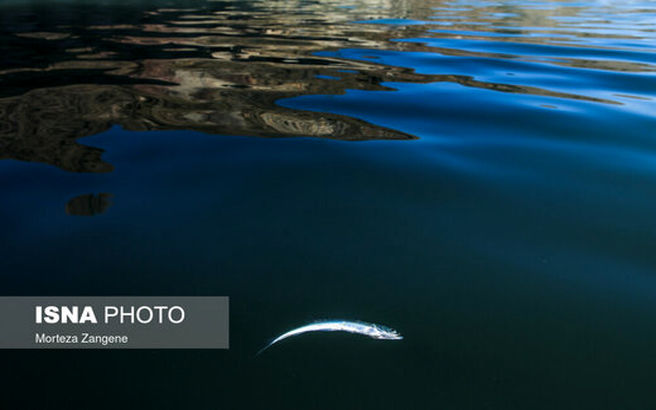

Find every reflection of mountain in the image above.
[0,0,648,172]
[0,80,417,172]
[0,2,434,172]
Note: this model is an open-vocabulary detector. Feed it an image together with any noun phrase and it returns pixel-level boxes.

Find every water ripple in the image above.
[0,0,654,172]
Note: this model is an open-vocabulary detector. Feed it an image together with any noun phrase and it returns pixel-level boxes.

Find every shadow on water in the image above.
[65,192,113,215]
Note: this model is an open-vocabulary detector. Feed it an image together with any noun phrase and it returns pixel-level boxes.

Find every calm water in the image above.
[1,0,656,408]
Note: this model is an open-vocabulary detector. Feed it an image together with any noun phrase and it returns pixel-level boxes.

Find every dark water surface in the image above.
[1,0,656,408]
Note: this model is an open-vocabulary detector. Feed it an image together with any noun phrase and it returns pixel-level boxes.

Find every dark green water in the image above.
[1,0,656,409]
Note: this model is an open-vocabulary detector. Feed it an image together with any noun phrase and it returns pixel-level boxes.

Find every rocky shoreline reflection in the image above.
[0,0,640,172]
[0,1,433,172]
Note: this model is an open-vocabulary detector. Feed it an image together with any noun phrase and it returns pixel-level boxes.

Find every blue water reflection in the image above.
[1,0,656,409]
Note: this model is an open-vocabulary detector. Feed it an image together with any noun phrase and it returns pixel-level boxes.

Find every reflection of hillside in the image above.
[0,60,424,171]
[0,3,433,172]
[0,0,649,172]
[0,85,115,173]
